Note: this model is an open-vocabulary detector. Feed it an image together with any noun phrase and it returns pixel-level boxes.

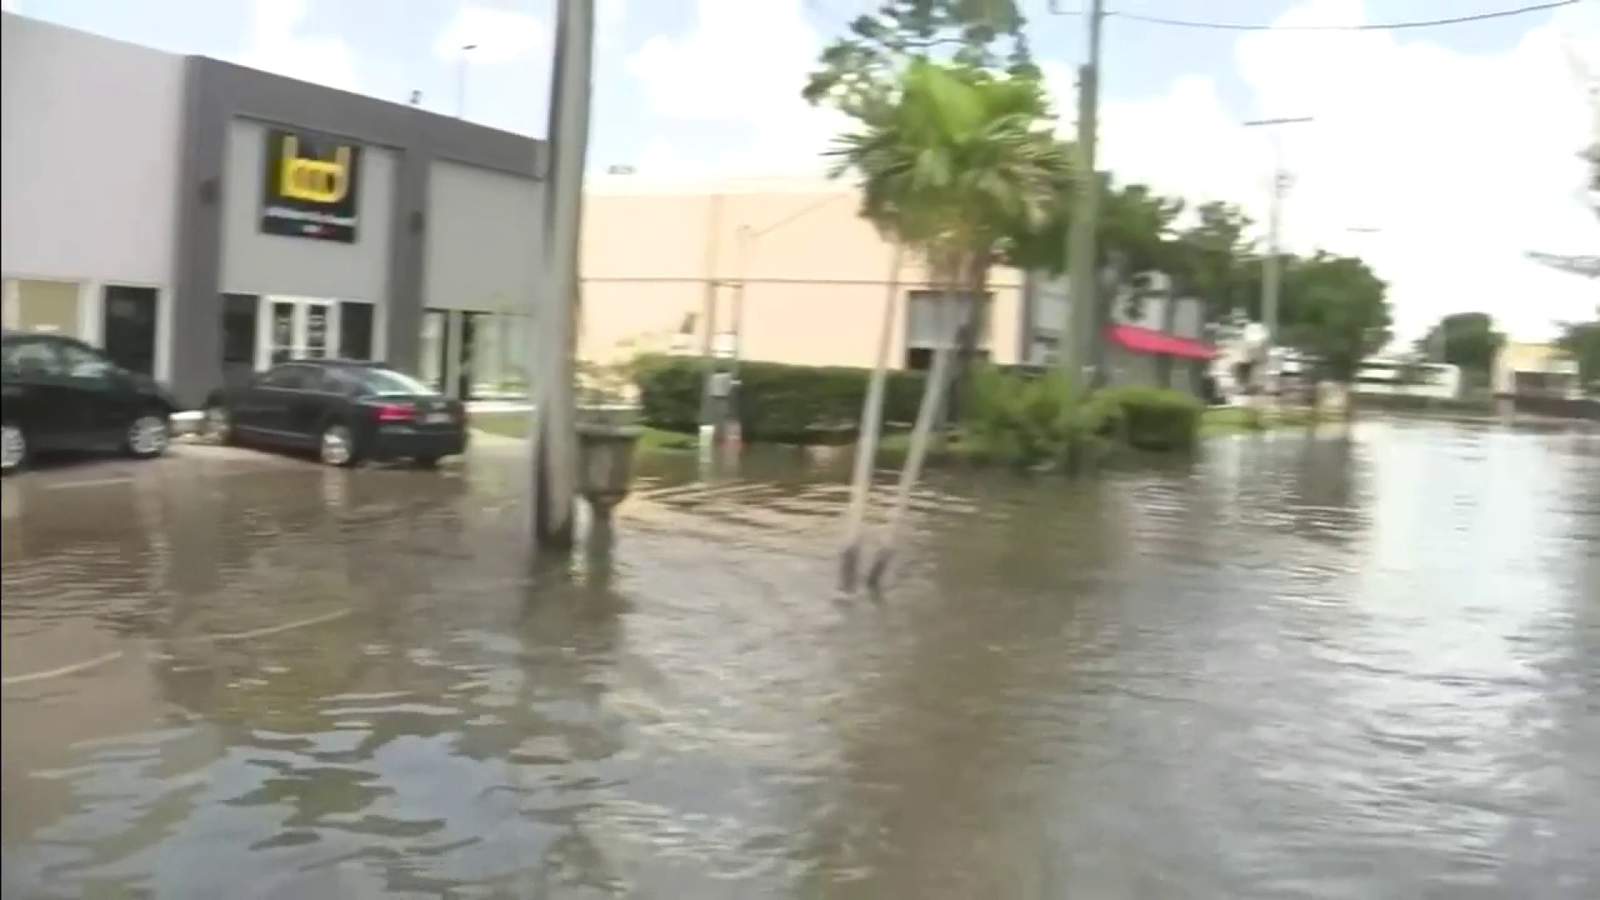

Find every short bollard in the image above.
[576,419,642,527]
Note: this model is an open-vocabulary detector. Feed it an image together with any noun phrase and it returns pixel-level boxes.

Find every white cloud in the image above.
[433,5,547,65]
[599,0,626,37]
[1058,0,1599,342]
[236,0,360,94]
[626,0,847,177]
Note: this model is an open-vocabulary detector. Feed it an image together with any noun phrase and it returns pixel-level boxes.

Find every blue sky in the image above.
[7,0,1598,339]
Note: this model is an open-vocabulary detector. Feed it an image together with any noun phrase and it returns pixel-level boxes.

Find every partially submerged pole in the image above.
[531,0,594,549]
[865,272,959,591]
[840,241,903,591]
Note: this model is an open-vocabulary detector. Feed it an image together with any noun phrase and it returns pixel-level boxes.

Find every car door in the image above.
[282,367,341,444]
[55,339,133,449]
[230,370,275,438]
[1,337,79,451]
[239,364,308,445]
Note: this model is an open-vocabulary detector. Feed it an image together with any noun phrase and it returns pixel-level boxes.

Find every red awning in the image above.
[1106,324,1217,361]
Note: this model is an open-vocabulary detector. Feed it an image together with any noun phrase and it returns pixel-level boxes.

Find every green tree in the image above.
[1556,308,1600,389]
[826,60,1067,588]
[1278,252,1393,384]
[1413,312,1504,378]
[828,60,1067,354]
[804,0,1035,118]
[1173,202,1259,321]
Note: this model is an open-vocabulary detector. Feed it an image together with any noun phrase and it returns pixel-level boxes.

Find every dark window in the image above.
[260,364,313,390]
[904,347,934,371]
[102,285,158,375]
[339,302,375,360]
[222,293,259,387]
[2,338,63,378]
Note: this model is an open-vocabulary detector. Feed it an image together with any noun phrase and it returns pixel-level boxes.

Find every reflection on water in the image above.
[3,422,1598,897]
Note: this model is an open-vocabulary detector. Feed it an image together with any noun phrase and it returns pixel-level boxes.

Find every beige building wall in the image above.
[580,178,1024,368]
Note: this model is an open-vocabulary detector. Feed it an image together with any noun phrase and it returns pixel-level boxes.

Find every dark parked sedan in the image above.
[2,331,176,475]
[204,360,467,467]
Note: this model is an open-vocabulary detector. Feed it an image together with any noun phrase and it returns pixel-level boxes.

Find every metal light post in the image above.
[1243,116,1313,399]
[457,43,477,118]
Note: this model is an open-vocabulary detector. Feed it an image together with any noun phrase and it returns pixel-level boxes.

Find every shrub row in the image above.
[634,355,927,444]
[633,355,1203,455]
[1096,385,1203,451]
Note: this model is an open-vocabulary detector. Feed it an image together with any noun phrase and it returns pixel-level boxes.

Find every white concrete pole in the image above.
[531,0,593,549]
[840,241,903,590]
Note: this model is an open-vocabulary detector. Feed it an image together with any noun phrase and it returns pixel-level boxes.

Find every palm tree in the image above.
[827,60,1068,589]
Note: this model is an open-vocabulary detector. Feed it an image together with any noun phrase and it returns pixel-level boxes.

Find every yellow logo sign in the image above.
[278,134,351,204]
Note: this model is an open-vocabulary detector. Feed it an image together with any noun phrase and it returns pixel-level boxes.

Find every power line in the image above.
[1106,0,1577,32]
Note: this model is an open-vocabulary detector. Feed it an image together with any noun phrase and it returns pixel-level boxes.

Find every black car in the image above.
[1,331,177,475]
[204,360,467,467]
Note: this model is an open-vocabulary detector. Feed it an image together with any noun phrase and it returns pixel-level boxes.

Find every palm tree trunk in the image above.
[840,241,904,591]
[942,251,990,426]
[866,265,961,591]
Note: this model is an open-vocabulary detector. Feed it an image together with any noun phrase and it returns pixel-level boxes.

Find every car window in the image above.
[260,365,312,390]
[2,339,63,378]
[323,366,369,396]
[57,342,116,382]
[358,367,438,395]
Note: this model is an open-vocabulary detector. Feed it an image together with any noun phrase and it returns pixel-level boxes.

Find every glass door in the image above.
[259,298,336,368]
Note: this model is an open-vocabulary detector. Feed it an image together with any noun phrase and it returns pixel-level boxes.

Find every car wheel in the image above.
[319,423,359,467]
[413,455,442,469]
[0,422,26,476]
[206,404,234,445]
[126,412,171,459]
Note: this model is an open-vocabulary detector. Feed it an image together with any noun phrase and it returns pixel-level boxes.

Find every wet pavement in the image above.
[2,421,1598,898]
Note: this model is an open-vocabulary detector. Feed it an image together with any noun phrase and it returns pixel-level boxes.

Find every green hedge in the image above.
[1097,386,1203,451]
[634,355,927,444]
[959,366,1115,469]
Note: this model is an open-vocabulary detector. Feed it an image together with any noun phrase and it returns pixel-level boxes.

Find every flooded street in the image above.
[2,421,1597,898]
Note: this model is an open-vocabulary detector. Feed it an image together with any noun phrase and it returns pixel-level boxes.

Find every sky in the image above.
[5,0,1598,342]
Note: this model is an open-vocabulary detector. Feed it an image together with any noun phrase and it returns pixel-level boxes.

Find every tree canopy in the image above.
[1414,312,1503,375]
[826,59,1067,269]
[804,0,1035,119]
[1557,308,1600,388]
[1278,253,1392,382]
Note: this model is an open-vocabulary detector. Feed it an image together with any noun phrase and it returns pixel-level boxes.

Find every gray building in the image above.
[2,12,548,407]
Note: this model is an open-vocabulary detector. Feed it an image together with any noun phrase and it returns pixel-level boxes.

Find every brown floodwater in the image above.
[2,420,1597,898]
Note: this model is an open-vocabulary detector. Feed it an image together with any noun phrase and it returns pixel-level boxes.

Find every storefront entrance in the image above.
[263,297,331,366]
[215,294,380,379]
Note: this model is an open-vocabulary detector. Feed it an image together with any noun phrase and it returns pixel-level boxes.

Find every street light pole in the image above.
[457,43,477,118]
[1243,116,1313,350]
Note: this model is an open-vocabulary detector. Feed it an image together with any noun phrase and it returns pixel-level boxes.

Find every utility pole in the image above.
[1262,169,1289,345]
[457,43,477,118]
[530,0,592,549]
[1243,117,1313,365]
[1056,0,1105,384]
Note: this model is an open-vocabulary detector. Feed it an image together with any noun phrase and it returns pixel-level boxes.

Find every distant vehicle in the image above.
[1,331,177,475]
[203,360,466,467]
[1354,359,1462,400]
